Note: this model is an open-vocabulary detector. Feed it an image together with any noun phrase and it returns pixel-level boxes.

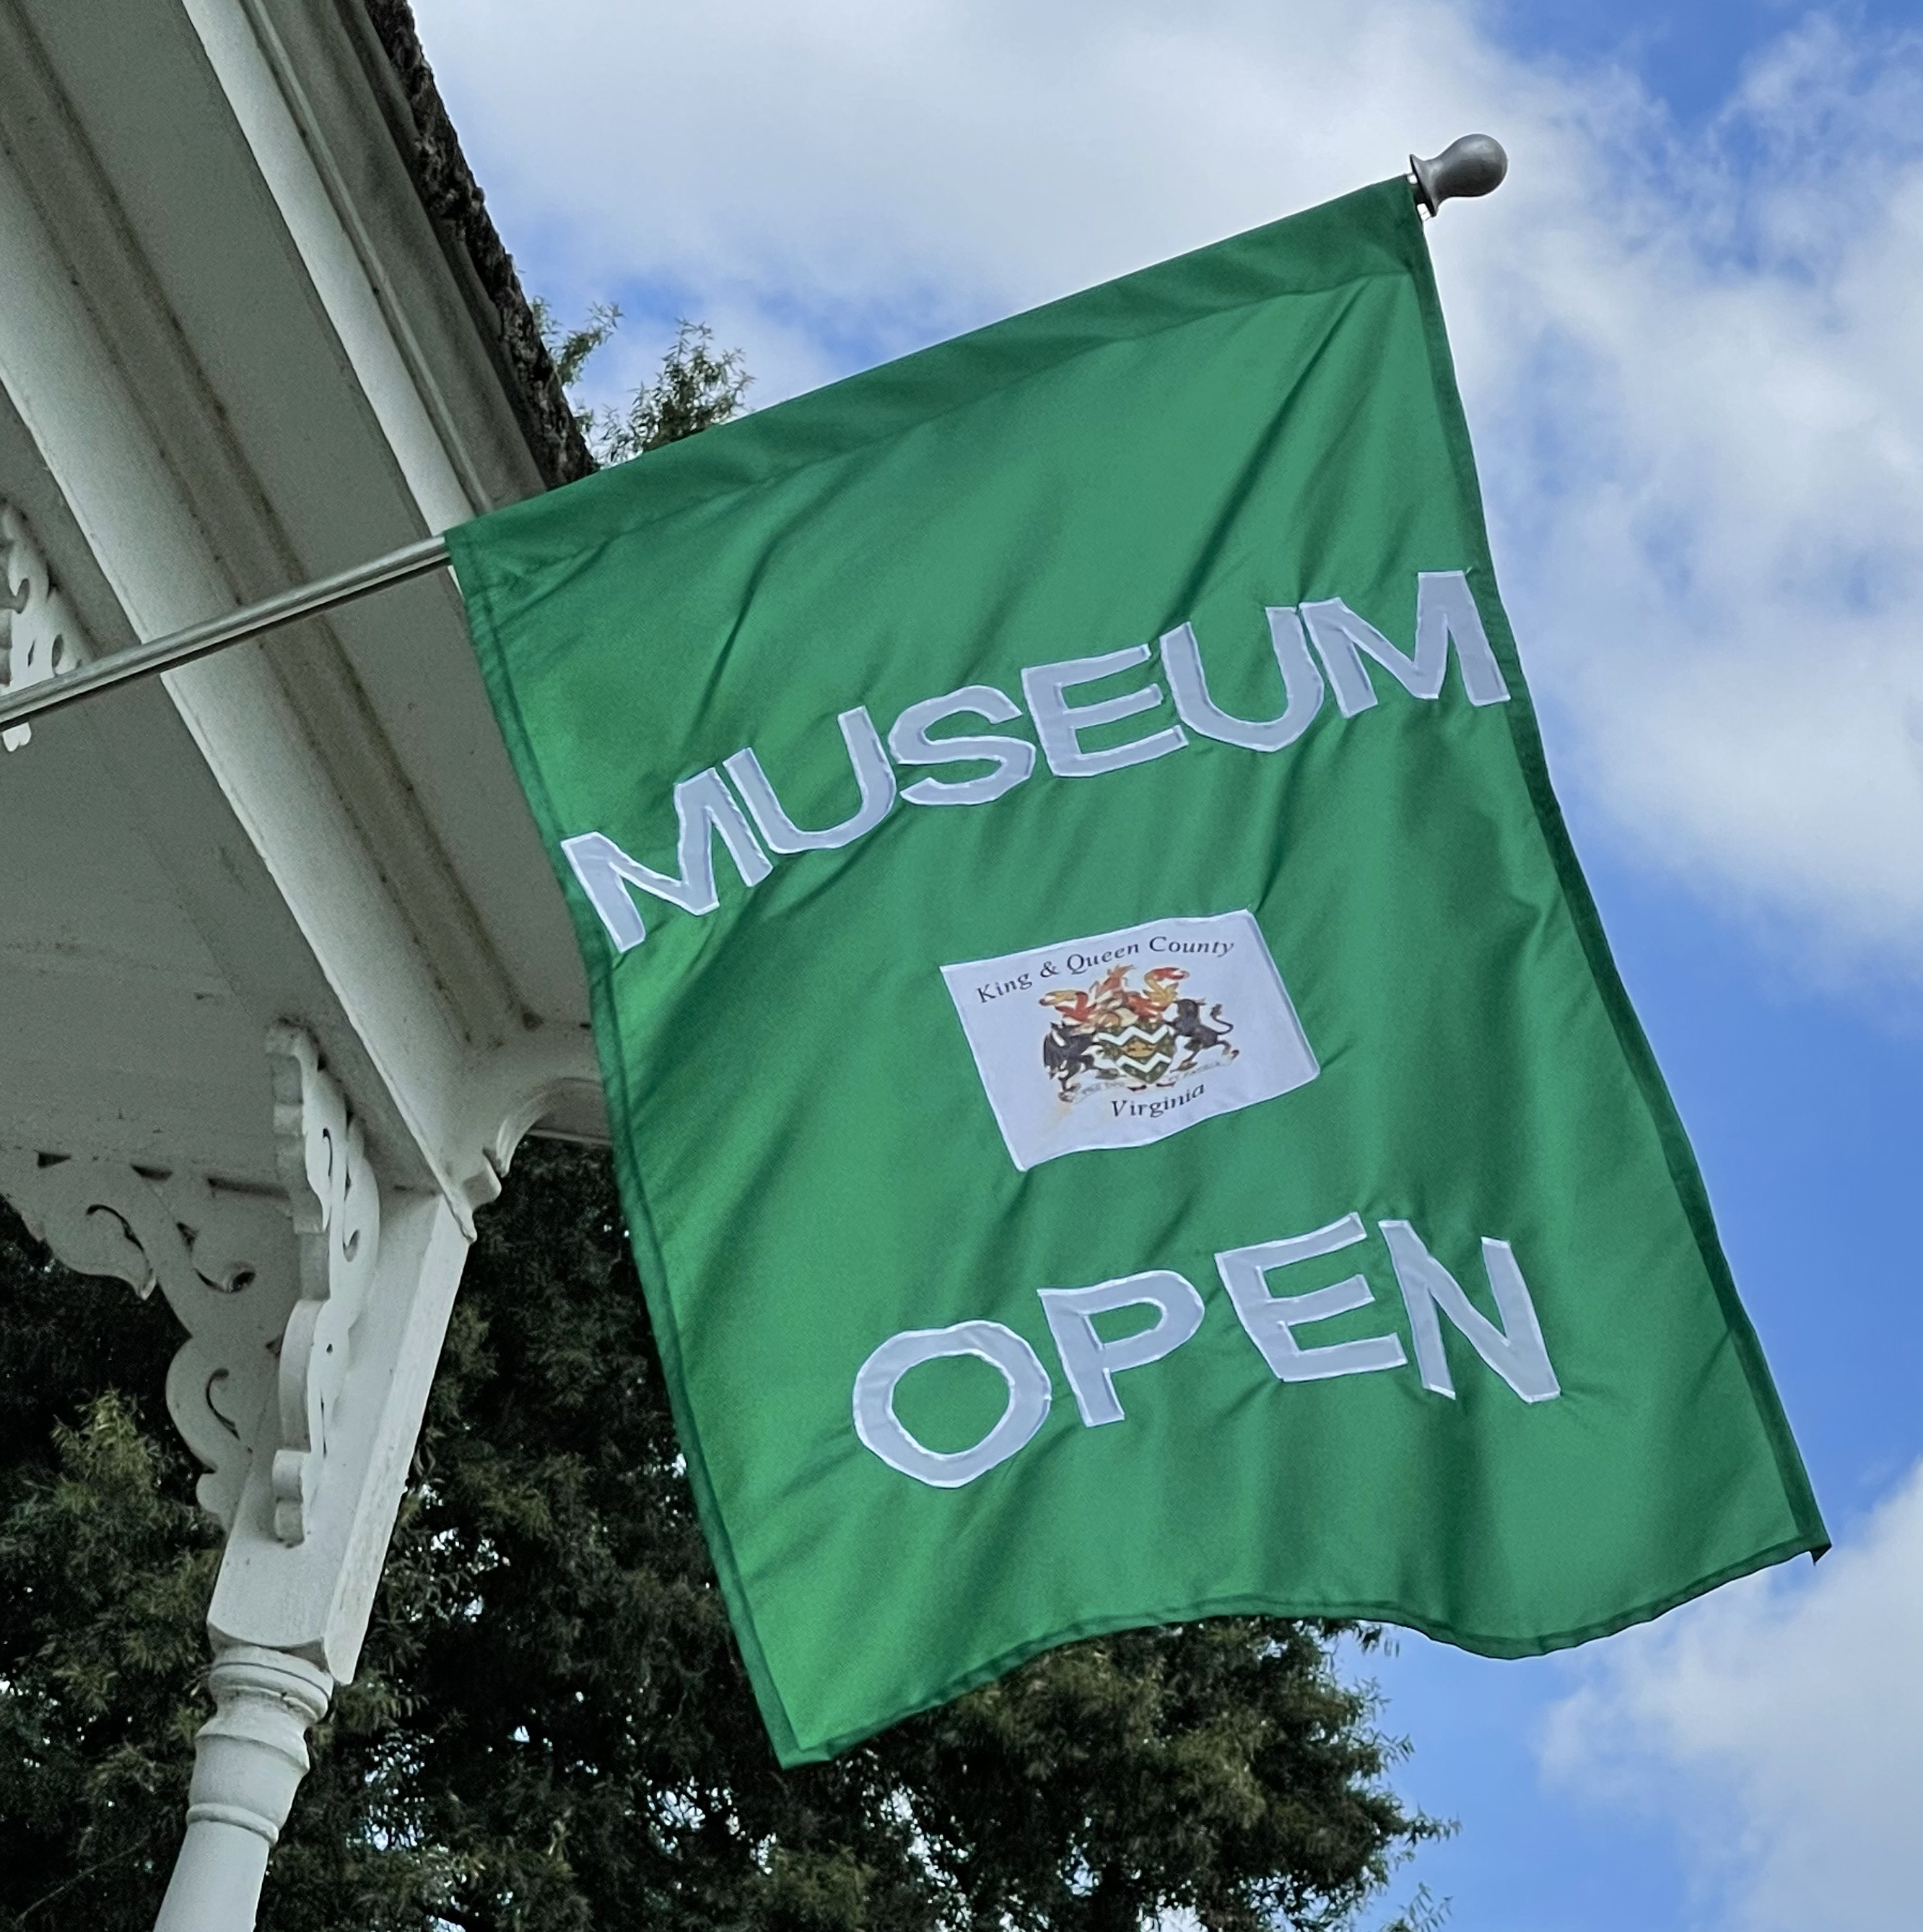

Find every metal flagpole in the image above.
[0,533,450,738]
[0,136,1505,746]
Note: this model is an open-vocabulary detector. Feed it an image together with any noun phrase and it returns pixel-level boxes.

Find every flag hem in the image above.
[1392,189,1831,1563]
[450,541,808,1763]
[768,1528,1829,1767]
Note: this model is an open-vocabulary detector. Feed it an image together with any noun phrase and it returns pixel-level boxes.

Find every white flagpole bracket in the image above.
[0,531,450,738]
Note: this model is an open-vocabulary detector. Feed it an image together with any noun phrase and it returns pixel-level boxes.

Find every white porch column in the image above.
[154,1645,333,1932]
[0,1027,476,1932]
[149,1178,470,1932]
[148,1178,471,1931]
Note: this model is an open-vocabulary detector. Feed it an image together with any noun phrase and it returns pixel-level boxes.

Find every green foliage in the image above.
[535,303,750,467]
[531,297,620,396]
[0,1152,1440,1932]
[0,1206,218,1931]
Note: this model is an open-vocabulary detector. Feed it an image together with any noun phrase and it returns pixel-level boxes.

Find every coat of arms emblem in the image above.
[1040,964,1239,1102]
[943,911,1317,1170]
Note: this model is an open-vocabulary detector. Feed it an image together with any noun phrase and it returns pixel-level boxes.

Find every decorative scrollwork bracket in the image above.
[0,1145,293,1528]
[1,499,93,752]
[266,1026,382,1546]
[0,1027,384,1545]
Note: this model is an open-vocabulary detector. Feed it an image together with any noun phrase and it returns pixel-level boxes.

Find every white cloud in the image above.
[1447,17,1923,986]
[416,0,1527,386]
[1540,1459,1923,1931]
[414,0,1923,985]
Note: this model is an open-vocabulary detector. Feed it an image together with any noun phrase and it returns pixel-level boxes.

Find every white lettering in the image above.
[1214,1214,1408,1383]
[1380,1219,1559,1403]
[1038,1270,1205,1427]
[563,569,1511,953]
[850,1208,1561,1482]
[1160,607,1325,751]
[1301,572,1509,717]
[724,705,897,853]
[1414,570,1509,705]
[889,684,1037,806]
[852,1320,1052,1487]
[560,768,772,954]
[1021,643,1187,778]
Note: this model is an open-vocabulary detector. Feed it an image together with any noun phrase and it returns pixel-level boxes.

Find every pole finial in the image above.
[1409,134,1508,216]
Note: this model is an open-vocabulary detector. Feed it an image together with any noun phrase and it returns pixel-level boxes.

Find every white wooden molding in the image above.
[266,1024,381,1545]
[0,6,610,1226]
[1,1026,471,1932]
[0,1141,295,1528]
[206,1186,469,1680]
[1,497,93,751]
[0,11,516,1217]
[152,1642,333,1932]
[0,1023,390,1545]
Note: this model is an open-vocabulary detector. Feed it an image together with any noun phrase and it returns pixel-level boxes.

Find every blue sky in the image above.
[1499,0,1917,118]
[412,3,1923,1925]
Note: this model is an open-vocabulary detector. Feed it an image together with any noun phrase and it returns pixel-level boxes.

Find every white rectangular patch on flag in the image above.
[941,910,1319,1171]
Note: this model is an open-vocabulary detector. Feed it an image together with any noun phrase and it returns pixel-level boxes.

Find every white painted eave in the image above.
[0,0,606,1220]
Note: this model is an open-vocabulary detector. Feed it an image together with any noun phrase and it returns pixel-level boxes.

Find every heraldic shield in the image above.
[1042,961,1240,1100]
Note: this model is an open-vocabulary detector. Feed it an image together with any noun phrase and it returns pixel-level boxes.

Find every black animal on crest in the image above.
[1169,998,1237,1059]
[1042,1022,1098,1100]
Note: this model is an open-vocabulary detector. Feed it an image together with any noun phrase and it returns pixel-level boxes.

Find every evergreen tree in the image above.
[0,326,1443,1931]
[0,1229,217,1932]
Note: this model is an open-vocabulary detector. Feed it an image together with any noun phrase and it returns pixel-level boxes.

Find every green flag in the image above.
[448,178,1826,1767]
